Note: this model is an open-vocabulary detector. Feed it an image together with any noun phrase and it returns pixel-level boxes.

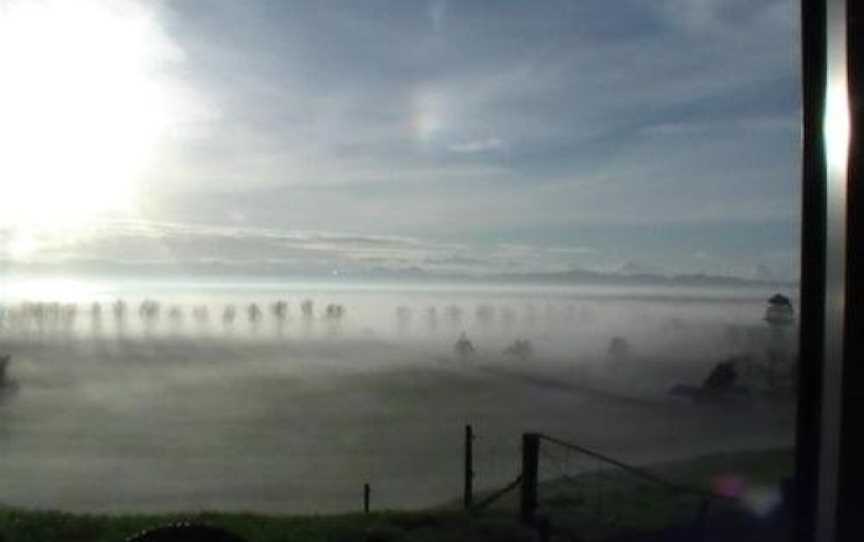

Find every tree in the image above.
[325,304,345,320]
[425,307,438,330]
[139,300,161,327]
[222,305,237,326]
[61,304,77,328]
[192,305,210,325]
[247,303,262,324]
[90,302,103,332]
[0,354,10,387]
[113,299,127,322]
[271,300,288,320]
[504,339,534,360]
[301,299,315,319]
[168,306,184,323]
[445,305,463,324]
[454,332,475,360]
[702,360,738,393]
[607,336,631,360]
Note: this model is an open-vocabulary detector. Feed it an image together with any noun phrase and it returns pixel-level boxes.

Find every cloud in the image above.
[448,138,505,153]
[428,0,447,33]
[2,2,800,280]
[3,218,610,277]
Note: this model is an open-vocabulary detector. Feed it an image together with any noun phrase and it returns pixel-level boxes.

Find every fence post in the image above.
[364,483,370,514]
[692,496,711,541]
[464,424,474,510]
[521,432,540,524]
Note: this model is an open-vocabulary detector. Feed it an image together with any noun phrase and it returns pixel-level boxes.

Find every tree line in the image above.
[0,299,346,332]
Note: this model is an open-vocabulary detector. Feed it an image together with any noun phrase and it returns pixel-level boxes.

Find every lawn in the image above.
[0,448,793,542]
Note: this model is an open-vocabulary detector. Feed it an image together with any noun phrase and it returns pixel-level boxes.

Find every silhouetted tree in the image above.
[168,306,184,324]
[0,354,9,387]
[60,303,77,332]
[139,300,161,324]
[702,359,739,393]
[607,336,631,361]
[764,293,794,326]
[395,306,412,335]
[46,302,60,325]
[192,305,210,325]
[454,332,475,360]
[113,300,127,323]
[271,300,288,321]
[504,339,533,360]
[90,302,103,333]
[301,299,315,320]
[222,305,236,326]
[425,307,438,330]
[323,303,345,337]
[32,302,45,331]
[247,303,262,324]
[325,304,345,320]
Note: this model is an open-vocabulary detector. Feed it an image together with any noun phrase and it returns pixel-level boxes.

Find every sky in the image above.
[0,0,801,281]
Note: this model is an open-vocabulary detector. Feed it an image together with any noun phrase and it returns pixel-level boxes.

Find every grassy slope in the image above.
[535,448,794,540]
[0,510,540,542]
[0,449,792,542]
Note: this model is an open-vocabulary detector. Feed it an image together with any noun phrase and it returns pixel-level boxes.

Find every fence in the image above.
[520,433,734,540]
[461,425,524,514]
[454,428,735,539]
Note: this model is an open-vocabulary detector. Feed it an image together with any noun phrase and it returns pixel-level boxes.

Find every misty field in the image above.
[0,283,796,515]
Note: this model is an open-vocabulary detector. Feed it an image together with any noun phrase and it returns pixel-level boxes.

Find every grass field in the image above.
[533,448,793,540]
[0,448,793,542]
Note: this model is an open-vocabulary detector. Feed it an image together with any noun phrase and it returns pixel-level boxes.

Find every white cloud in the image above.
[0,2,800,280]
[448,137,505,153]
[3,218,609,276]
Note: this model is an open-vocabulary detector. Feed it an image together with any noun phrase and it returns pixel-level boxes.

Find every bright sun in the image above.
[0,0,174,232]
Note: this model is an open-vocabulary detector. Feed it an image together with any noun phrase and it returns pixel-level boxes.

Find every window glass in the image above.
[0,1,800,539]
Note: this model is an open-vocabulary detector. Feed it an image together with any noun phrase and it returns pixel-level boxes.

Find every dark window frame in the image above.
[797,1,859,541]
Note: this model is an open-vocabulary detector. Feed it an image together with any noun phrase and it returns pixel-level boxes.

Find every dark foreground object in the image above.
[126,524,246,542]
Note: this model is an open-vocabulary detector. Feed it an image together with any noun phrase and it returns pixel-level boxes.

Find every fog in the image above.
[0,279,797,513]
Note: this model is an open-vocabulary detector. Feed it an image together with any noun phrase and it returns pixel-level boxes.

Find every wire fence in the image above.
[446,427,738,541]
[463,426,524,513]
[532,433,729,540]
[472,429,522,490]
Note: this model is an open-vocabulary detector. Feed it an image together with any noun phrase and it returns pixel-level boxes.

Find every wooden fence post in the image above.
[364,483,370,514]
[521,433,540,524]
[464,425,474,510]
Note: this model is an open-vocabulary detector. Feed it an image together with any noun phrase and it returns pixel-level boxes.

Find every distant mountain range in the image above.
[346,266,798,288]
[8,259,797,289]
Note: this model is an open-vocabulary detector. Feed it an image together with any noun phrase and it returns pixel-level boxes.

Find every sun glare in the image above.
[0,0,175,232]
